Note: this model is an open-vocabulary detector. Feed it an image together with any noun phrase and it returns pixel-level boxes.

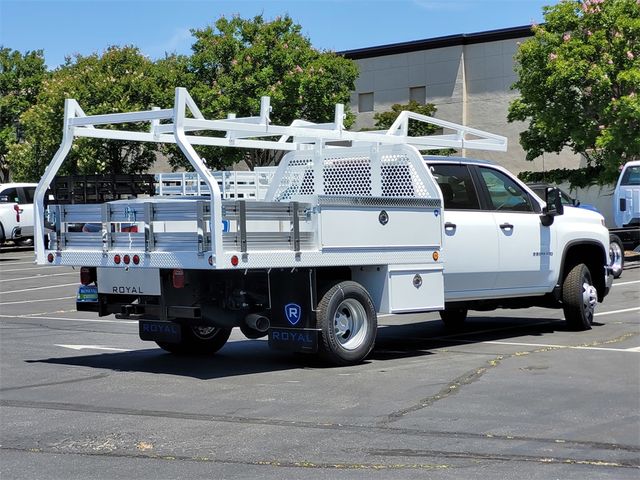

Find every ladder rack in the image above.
[34,87,507,264]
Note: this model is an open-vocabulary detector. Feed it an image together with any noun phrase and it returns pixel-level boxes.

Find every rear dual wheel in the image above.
[156,325,231,355]
[317,281,377,366]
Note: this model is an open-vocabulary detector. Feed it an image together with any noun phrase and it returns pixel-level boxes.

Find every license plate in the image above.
[97,267,161,295]
[77,285,98,303]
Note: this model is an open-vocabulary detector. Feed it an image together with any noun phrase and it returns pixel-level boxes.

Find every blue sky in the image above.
[1,0,555,69]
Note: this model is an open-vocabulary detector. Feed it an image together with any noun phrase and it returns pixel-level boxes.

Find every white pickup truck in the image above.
[1,183,38,247]
[33,88,613,365]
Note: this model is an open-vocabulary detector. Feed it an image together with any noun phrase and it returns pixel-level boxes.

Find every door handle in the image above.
[444,222,457,230]
[499,223,514,230]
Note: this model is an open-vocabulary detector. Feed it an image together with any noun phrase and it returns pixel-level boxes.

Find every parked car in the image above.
[0,183,39,247]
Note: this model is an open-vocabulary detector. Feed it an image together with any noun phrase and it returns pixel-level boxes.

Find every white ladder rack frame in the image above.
[34,87,507,264]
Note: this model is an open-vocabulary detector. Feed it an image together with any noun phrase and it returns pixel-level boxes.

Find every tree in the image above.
[508,0,640,185]
[0,48,47,182]
[181,14,358,170]
[372,100,455,155]
[7,46,183,181]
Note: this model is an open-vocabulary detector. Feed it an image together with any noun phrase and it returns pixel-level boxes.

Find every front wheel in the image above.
[562,264,597,331]
[156,324,231,355]
[316,281,377,366]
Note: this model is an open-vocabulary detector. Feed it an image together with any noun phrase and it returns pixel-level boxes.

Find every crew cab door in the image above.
[473,166,555,292]
[429,163,499,299]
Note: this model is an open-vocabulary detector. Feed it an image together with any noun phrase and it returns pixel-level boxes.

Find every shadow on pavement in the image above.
[25,314,601,379]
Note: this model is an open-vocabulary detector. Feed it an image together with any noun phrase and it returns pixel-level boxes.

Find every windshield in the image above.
[621,165,640,186]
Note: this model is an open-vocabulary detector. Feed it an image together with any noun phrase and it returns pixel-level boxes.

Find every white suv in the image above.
[0,183,38,246]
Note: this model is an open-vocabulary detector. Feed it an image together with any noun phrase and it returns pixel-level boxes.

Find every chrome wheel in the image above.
[609,240,623,278]
[582,282,598,323]
[333,298,369,351]
[317,281,377,365]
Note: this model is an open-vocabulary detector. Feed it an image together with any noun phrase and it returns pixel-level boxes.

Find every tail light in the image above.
[121,225,138,233]
[123,254,131,265]
[172,269,185,289]
[80,267,96,286]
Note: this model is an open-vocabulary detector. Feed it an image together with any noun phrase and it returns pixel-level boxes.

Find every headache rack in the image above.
[35,87,507,269]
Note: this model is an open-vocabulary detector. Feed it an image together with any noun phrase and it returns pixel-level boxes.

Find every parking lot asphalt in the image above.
[0,248,639,479]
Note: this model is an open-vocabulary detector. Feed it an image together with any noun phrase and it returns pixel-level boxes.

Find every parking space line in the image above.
[594,307,640,316]
[1,266,70,273]
[0,314,136,325]
[613,280,640,286]
[0,296,76,305]
[0,260,36,266]
[0,283,79,294]
[0,272,77,283]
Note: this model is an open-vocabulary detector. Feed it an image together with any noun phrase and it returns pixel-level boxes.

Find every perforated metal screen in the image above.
[268,145,437,201]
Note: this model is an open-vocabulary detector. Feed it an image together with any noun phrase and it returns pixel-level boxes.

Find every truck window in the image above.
[621,165,640,186]
[478,167,534,212]
[23,187,35,203]
[429,164,480,210]
[0,187,19,203]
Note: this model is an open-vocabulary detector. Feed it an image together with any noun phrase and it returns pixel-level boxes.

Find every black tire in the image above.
[439,307,468,328]
[609,234,624,279]
[156,324,231,355]
[562,264,597,331]
[316,281,377,366]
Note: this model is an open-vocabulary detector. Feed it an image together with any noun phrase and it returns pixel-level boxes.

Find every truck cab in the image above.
[426,156,612,330]
[614,160,640,229]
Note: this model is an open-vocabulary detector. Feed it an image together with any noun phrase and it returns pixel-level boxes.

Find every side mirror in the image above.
[545,187,564,216]
[541,187,564,226]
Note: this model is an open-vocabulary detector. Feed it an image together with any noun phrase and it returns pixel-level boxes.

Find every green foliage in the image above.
[183,14,359,170]
[0,48,47,182]
[517,165,603,188]
[373,100,455,155]
[3,15,359,179]
[7,46,179,181]
[508,0,640,185]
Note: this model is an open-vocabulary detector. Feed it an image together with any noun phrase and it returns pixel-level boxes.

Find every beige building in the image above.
[341,25,582,175]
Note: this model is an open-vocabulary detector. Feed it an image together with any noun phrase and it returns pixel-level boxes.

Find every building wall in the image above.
[345,33,582,175]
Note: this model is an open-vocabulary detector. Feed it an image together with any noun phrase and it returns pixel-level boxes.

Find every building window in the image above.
[409,86,426,104]
[358,92,374,112]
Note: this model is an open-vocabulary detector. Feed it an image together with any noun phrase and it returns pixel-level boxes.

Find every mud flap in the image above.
[139,320,182,343]
[268,328,319,353]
